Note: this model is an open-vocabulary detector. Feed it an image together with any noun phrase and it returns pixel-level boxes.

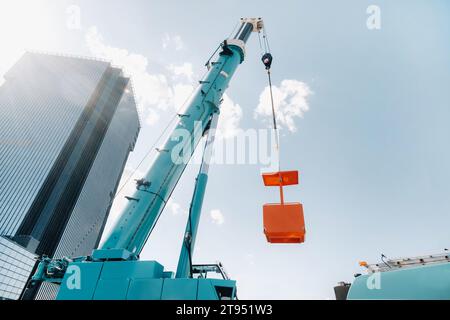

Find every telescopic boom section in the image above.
[101,18,263,255]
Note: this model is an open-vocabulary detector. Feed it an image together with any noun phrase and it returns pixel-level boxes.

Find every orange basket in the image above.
[263,203,305,243]
[261,170,305,244]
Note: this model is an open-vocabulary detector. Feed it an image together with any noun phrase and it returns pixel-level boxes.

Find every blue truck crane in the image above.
[29,18,264,300]
[336,251,450,300]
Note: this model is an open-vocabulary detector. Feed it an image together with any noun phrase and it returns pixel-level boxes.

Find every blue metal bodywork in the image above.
[347,262,450,300]
[176,172,209,278]
[55,260,236,300]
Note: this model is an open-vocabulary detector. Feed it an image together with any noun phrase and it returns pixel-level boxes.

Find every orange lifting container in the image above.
[262,171,306,244]
[263,203,305,243]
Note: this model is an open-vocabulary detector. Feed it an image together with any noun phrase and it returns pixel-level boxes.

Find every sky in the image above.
[1,0,449,299]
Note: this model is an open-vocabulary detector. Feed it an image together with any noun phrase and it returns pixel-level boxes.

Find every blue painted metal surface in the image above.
[91,248,135,260]
[56,260,236,300]
[176,173,209,278]
[347,262,450,299]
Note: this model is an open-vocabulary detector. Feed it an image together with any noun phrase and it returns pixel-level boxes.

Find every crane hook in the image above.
[262,53,273,70]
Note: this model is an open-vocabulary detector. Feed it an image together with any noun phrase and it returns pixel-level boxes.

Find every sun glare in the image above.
[0,0,55,78]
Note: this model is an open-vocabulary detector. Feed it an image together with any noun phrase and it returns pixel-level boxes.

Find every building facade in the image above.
[0,236,37,300]
[0,52,140,300]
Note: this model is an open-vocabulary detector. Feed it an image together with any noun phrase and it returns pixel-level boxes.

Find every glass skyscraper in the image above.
[0,236,37,300]
[0,52,140,300]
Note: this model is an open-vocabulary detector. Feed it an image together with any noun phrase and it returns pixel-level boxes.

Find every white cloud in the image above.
[145,108,160,126]
[86,26,192,125]
[210,209,225,225]
[168,63,194,82]
[162,33,184,51]
[217,94,243,139]
[255,80,312,132]
[173,83,195,110]
[166,199,188,216]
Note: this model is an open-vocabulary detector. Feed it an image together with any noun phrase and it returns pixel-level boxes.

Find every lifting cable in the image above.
[259,28,279,171]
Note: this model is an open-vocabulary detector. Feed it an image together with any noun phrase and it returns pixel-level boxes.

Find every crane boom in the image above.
[101,18,263,255]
